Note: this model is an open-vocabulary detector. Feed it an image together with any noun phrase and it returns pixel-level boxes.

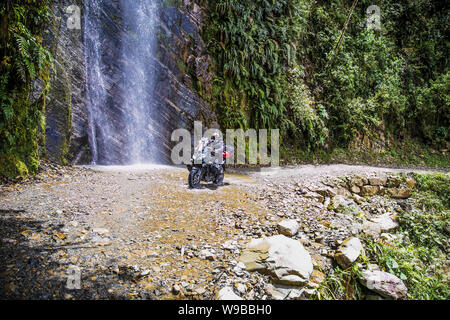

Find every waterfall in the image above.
[84,0,159,165]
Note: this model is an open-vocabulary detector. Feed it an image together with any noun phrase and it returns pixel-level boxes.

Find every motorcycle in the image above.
[187,137,233,189]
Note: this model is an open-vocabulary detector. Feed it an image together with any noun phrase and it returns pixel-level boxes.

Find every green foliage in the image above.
[204,0,308,133]
[316,263,365,300]
[399,173,450,252]
[0,0,53,179]
[280,66,329,150]
[414,172,450,208]
[415,72,450,147]
[204,0,449,157]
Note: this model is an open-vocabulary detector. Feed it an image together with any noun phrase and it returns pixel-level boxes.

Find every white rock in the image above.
[140,270,150,276]
[335,237,364,268]
[277,219,300,237]
[362,221,381,237]
[92,228,109,235]
[200,249,214,260]
[222,240,238,250]
[239,235,313,285]
[266,284,305,300]
[235,283,247,294]
[216,287,243,300]
[370,214,399,233]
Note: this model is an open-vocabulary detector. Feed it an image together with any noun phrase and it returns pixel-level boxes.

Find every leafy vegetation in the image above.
[202,0,449,160]
[0,0,53,179]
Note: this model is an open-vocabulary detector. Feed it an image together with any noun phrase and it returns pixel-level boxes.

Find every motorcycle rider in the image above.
[204,131,225,187]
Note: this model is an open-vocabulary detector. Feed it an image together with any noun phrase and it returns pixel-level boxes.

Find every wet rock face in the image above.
[152,1,216,163]
[45,0,90,164]
[44,0,216,165]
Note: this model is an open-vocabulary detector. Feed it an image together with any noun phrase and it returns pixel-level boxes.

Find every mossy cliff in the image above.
[0,0,53,179]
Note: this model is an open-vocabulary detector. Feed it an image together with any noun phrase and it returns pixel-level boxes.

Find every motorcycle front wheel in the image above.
[188,167,202,189]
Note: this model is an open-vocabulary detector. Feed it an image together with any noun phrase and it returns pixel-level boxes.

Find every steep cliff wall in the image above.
[44,0,216,165]
[45,0,88,165]
[153,0,216,163]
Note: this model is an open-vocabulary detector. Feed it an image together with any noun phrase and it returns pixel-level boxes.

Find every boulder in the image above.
[360,270,408,300]
[216,287,243,300]
[334,237,364,268]
[386,188,412,199]
[277,219,300,237]
[239,235,313,286]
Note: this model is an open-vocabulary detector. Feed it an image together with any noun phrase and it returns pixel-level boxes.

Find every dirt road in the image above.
[0,164,443,299]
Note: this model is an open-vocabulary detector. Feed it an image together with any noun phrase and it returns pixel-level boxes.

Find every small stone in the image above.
[216,287,243,300]
[380,233,397,242]
[140,270,150,276]
[195,287,207,295]
[172,284,181,294]
[92,228,109,235]
[277,219,300,237]
[335,237,364,268]
[304,192,325,203]
[200,249,215,261]
[235,283,246,294]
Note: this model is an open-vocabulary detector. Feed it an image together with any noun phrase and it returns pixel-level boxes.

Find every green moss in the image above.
[0,0,53,179]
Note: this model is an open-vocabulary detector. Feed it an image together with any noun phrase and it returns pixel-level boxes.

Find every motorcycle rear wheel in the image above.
[188,167,202,189]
